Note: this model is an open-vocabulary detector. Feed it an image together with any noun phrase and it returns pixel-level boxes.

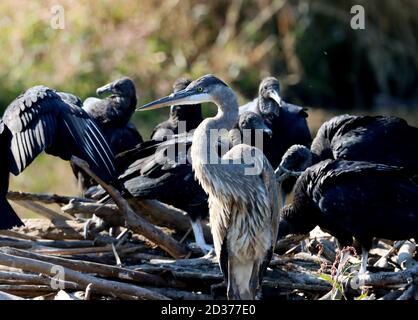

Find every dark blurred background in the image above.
[1,0,417,211]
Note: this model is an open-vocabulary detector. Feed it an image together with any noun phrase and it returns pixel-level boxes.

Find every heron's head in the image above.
[258,77,282,116]
[96,77,137,101]
[138,74,230,112]
[169,78,193,113]
[238,112,272,137]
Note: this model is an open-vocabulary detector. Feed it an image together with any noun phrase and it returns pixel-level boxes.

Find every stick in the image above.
[129,199,212,243]
[0,237,96,250]
[61,201,121,220]
[7,191,93,205]
[0,290,25,300]
[13,200,73,220]
[396,240,417,270]
[0,230,40,241]
[142,286,213,300]
[0,250,169,300]
[0,270,82,290]
[2,247,167,287]
[63,198,213,244]
[71,156,189,259]
[16,219,85,240]
[275,234,308,252]
[0,285,55,296]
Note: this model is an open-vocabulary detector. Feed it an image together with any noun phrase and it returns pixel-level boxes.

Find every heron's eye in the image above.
[197,87,203,93]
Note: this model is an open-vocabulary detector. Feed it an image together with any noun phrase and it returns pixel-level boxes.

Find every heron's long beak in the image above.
[267,90,283,107]
[96,83,114,95]
[138,90,210,111]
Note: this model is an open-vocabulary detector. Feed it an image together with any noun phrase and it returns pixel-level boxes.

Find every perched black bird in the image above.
[118,133,212,252]
[250,77,312,168]
[310,114,418,171]
[56,92,83,107]
[278,159,418,273]
[241,77,312,203]
[151,78,203,140]
[276,115,418,205]
[0,120,23,229]
[0,86,117,229]
[72,77,143,194]
[229,111,272,147]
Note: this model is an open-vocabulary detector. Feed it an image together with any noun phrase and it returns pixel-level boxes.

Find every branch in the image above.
[0,249,169,300]
[2,247,168,287]
[13,200,73,221]
[7,191,93,205]
[71,156,189,259]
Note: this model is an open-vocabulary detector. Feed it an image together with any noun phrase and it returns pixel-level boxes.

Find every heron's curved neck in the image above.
[191,89,239,170]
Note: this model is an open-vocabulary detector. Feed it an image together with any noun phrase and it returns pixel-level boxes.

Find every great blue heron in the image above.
[106,111,273,254]
[278,159,418,274]
[0,86,117,229]
[138,74,280,300]
[151,78,203,140]
[71,77,143,194]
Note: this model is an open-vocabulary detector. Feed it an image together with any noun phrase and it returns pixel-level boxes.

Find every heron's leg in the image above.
[191,218,213,253]
[359,247,368,275]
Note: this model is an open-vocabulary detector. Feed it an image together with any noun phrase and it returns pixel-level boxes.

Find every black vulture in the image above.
[278,159,418,273]
[83,77,143,158]
[240,77,312,204]
[310,114,418,171]
[0,120,23,229]
[229,111,272,147]
[112,111,273,253]
[151,78,203,140]
[239,77,311,168]
[72,77,143,194]
[0,86,117,229]
[276,115,418,206]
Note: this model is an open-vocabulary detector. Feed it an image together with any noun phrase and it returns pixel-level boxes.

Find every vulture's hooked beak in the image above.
[96,83,114,95]
[267,90,283,107]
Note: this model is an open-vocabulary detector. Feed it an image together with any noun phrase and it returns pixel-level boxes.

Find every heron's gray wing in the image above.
[211,145,278,259]
[3,86,59,174]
